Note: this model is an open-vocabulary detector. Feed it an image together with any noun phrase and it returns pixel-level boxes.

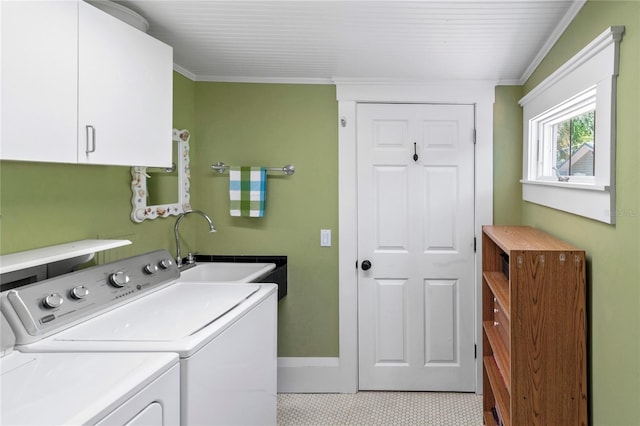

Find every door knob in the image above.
[361,260,372,271]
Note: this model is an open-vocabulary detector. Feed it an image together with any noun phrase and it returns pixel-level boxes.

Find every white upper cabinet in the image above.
[1,0,173,167]
[1,1,79,163]
[77,1,172,167]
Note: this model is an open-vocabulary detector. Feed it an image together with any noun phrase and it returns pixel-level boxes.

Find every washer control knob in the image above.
[43,293,64,309]
[159,258,174,270]
[108,271,130,288]
[70,285,89,300]
[143,264,159,275]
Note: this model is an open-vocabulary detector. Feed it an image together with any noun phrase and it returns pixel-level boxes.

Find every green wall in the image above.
[493,86,523,225]
[0,72,196,260]
[493,1,640,424]
[191,83,339,357]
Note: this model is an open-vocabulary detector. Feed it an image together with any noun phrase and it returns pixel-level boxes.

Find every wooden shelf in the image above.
[484,356,511,426]
[483,321,511,391]
[482,226,587,425]
[482,225,580,252]
[483,271,510,316]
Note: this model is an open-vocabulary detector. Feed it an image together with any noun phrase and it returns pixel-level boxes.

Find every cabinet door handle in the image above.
[85,125,96,154]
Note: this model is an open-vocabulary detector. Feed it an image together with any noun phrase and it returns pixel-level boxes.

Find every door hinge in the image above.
[474,344,477,359]
[474,237,477,253]
[473,129,477,144]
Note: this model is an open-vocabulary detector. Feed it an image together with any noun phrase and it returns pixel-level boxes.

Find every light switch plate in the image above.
[320,229,331,247]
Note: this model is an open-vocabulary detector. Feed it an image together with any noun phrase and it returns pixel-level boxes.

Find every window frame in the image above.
[519,26,624,224]
[530,87,596,184]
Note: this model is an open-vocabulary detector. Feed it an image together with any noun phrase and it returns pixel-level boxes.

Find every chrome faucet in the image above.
[174,210,216,267]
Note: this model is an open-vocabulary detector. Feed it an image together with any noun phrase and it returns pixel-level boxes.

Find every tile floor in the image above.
[277,392,483,425]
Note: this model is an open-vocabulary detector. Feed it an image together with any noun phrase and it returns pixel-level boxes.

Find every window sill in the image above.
[521,181,615,224]
[520,179,609,192]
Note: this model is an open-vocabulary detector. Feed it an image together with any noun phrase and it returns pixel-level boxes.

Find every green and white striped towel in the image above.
[229,166,267,217]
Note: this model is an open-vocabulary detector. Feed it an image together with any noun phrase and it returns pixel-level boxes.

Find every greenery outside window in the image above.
[554,111,595,177]
[519,27,623,224]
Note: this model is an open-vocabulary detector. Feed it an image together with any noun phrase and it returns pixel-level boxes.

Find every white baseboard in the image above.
[277,357,343,393]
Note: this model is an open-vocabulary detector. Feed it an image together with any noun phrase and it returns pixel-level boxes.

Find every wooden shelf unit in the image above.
[481,226,588,426]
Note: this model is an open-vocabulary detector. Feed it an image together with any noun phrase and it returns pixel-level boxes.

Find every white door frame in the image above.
[336,81,495,393]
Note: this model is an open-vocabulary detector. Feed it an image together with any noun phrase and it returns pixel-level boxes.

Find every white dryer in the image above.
[1,250,278,426]
[0,313,180,425]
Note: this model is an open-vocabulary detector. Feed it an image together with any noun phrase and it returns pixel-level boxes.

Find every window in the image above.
[530,87,596,183]
[519,27,623,224]
[552,111,595,177]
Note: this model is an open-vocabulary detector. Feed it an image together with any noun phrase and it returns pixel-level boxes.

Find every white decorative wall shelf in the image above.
[0,239,131,275]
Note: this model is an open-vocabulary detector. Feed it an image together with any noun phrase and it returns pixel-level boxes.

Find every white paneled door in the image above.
[357,103,475,391]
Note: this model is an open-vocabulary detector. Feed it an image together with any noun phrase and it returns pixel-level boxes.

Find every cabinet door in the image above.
[1,0,78,163]
[78,1,173,167]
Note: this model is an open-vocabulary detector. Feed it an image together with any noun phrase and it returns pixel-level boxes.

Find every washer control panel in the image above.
[1,250,179,343]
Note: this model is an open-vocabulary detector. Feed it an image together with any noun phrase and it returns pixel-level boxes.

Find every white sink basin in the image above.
[178,262,276,283]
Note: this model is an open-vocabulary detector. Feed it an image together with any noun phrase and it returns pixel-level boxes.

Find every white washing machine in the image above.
[0,312,180,425]
[1,250,278,426]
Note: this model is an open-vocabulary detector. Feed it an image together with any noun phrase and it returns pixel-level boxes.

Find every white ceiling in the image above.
[117,0,585,84]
